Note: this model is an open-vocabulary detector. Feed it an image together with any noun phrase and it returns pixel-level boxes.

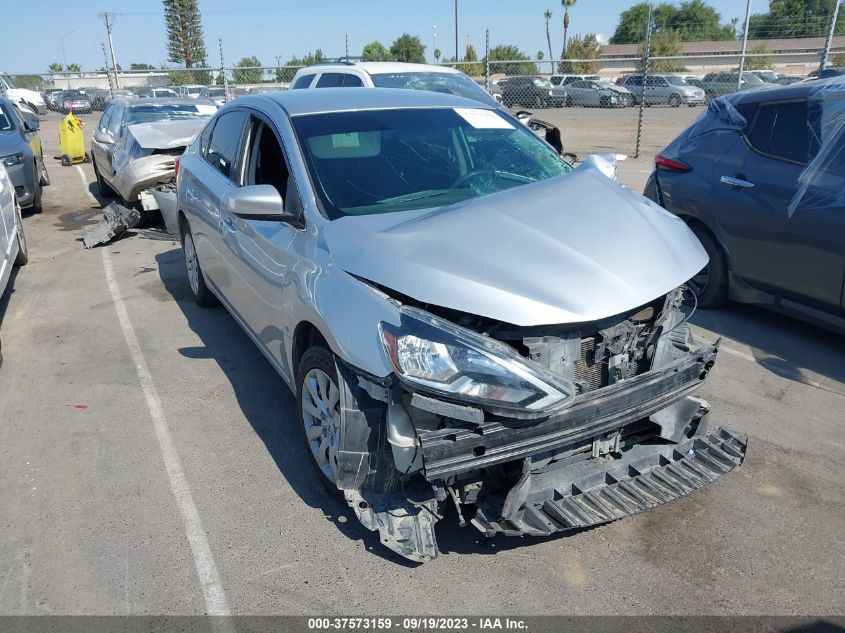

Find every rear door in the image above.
[711,98,845,312]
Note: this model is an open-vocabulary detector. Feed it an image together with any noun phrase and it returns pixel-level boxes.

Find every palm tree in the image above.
[544,10,554,72]
[434,48,442,63]
[48,63,63,74]
[560,0,577,60]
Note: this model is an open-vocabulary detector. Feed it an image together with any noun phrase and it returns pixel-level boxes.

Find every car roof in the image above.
[303,62,463,76]
[227,87,497,116]
[117,98,212,107]
[729,78,834,105]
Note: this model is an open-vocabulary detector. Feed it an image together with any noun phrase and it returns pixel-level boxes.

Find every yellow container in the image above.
[58,113,89,165]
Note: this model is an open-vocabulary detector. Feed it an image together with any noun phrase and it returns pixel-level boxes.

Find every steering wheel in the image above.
[450,169,495,189]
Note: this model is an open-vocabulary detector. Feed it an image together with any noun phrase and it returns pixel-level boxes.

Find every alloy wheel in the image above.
[301,367,341,484]
[184,233,200,296]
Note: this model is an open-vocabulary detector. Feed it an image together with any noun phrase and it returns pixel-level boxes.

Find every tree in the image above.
[561,0,577,59]
[638,29,686,72]
[129,63,155,70]
[390,33,426,63]
[434,48,442,63]
[458,43,482,76]
[233,56,263,84]
[559,33,601,73]
[613,1,734,44]
[275,50,325,82]
[48,63,63,74]
[485,44,538,75]
[748,0,844,38]
[361,41,393,62]
[745,43,774,70]
[11,75,45,90]
[544,10,555,72]
[67,63,81,73]
[163,0,207,69]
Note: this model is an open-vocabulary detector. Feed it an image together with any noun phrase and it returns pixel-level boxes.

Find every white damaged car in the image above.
[176,88,747,562]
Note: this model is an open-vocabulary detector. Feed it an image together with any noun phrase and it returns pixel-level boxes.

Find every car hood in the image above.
[322,166,707,326]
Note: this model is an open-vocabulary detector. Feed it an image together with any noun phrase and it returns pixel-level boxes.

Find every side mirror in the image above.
[94,129,115,145]
[23,114,40,131]
[226,184,302,226]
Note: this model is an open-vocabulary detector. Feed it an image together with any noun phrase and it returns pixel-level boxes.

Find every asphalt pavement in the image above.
[0,110,842,616]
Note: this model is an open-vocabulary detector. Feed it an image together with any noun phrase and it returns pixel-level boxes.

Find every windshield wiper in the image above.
[376,190,452,204]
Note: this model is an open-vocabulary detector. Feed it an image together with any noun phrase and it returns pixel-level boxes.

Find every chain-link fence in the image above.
[5,3,842,164]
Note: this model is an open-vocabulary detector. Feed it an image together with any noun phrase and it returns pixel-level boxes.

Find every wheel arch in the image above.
[292,320,330,373]
[679,214,733,272]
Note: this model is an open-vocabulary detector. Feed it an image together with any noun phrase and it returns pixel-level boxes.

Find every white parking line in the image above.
[101,249,231,616]
[74,164,99,205]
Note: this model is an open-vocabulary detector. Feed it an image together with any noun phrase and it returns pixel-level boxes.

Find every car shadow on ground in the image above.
[0,268,20,334]
[690,303,845,393]
[154,247,422,567]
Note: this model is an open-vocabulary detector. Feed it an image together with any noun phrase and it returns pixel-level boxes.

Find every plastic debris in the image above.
[81,202,141,249]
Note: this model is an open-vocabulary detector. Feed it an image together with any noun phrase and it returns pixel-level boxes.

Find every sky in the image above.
[0,0,751,75]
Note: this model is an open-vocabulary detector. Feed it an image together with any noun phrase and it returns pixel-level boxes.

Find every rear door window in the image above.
[343,74,363,87]
[292,74,314,89]
[748,100,810,163]
[316,73,345,88]
[206,110,248,180]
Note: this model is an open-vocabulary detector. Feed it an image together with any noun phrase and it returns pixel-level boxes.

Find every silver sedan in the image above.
[175,88,744,562]
[560,80,633,107]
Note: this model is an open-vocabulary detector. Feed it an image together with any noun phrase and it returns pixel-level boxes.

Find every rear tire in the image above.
[688,225,728,309]
[30,168,43,214]
[296,346,344,500]
[181,221,219,307]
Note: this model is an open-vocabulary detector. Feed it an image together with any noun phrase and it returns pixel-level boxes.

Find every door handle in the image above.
[720,175,755,189]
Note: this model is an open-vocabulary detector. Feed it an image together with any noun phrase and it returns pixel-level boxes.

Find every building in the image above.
[598,36,845,77]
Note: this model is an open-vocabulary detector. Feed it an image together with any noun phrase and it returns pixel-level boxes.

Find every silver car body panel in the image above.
[323,167,707,327]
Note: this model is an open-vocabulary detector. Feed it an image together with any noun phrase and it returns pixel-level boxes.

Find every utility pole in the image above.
[454,0,459,63]
[100,12,120,89]
[433,25,437,63]
[345,34,349,59]
[737,0,752,91]
[102,43,115,97]
[484,29,490,90]
[820,0,843,72]
[219,38,229,103]
[635,3,654,159]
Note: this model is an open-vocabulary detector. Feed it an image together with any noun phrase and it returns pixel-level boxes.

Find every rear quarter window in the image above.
[292,75,314,90]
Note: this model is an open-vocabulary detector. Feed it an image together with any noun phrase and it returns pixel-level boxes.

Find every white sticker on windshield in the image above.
[454,108,513,129]
[332,132,360,148]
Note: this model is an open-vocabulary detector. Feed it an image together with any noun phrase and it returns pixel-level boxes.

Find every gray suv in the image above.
[622,74,706,107]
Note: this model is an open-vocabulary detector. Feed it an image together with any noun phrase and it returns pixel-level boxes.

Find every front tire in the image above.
[93,158,116,198]
[181,222,219,307]
[13,202,28,267]
[669,94,682,108]
[297,346,344,499]
[688,225,728,308]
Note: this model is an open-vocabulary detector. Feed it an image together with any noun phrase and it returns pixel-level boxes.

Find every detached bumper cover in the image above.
[472,426,747,537]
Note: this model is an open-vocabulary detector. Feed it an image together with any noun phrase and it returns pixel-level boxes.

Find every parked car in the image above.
[644,79,845,333]
[0,163,28,341]
[701,71,773,98]
[43,89,64,111]
[290,62,566,155]
[141,87,180,99]
[0,97,49,212]
[0,73,47,115]
[198,86,227,107]
[559,79,632,107]
[175,88,746,562]
[90,98,215,202]
[176,85,204,99]
[774,75,804,86]
[621,74,706,107]
[291,62,502,109]
[56,89,92,114]
[550,73,601,87]
[473,77,503,102]
[500,75,565,108]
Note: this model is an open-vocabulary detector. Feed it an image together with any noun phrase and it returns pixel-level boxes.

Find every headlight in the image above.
[2,153,25,167]
[380,307,576,417]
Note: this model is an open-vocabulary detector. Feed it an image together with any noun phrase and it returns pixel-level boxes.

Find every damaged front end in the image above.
[333,287,746,562]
